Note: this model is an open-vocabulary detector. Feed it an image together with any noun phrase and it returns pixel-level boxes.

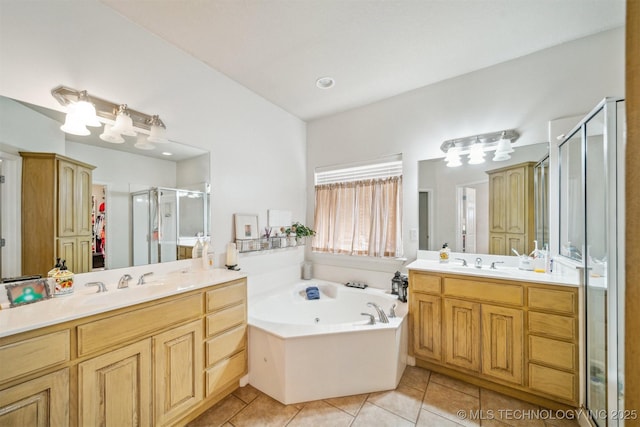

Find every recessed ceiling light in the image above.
[161,152,173,156]
[316,77,335,89]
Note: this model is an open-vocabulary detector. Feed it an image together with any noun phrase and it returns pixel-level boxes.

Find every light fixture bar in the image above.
[440,129,519,153]
[51,85,165,131]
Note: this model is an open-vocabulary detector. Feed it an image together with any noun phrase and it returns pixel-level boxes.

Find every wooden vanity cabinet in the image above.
[20,152,95,276]
[0,277,248,427]
[487,162,535,256]
[409,270,578,408]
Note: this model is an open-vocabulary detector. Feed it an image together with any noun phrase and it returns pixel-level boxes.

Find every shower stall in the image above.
[557,98,625,426]
[131,187,207,266]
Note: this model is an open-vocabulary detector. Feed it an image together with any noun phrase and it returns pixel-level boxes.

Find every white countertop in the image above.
[406,259,580,287]
[0,267,246,338]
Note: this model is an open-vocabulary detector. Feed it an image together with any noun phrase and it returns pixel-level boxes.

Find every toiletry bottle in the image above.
[192,235,202,259]
[201,238,210,270]
[532,241,546,273]
[439,243,451,263]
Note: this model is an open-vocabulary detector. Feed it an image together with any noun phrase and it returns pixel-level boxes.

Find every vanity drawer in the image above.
[528,287,576,315]
[206,280,246,312]
[77,294,201,356]
[206,350,247,396]
[443,278,523,306]
[528,311,576,340]
[410,273,441,294]
[529,336,575,371]
[0,330,70,383]
[528,363,576,403]
[206,303,246,337]
[206,325,246,367]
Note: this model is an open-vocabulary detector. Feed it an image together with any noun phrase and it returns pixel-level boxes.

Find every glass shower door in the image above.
[585,107,607,426]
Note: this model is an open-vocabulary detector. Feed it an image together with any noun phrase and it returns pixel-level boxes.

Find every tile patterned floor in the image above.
[187,366,580,427]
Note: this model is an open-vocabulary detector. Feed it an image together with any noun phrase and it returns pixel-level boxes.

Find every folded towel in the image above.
[306,286,320,300]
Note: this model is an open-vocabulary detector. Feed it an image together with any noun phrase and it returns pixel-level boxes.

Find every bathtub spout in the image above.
[367,302,389,323]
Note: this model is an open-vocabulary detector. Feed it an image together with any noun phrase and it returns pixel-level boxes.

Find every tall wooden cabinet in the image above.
[487,162,535,256]
[20,152,95,276]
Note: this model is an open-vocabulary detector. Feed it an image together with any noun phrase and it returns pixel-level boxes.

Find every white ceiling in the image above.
[102,0,625,122]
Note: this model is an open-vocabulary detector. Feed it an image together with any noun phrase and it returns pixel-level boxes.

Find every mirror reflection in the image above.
[0,95,210,279]
[418,142,548,255]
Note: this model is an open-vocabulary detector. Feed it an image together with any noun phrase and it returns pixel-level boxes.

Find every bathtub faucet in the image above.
[367,302,389,323]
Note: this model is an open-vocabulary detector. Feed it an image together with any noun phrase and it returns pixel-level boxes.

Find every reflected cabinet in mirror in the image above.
[0,95,210,279]
[418,142,548,255]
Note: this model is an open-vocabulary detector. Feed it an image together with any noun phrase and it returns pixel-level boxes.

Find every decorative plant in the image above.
[285,222,316,237]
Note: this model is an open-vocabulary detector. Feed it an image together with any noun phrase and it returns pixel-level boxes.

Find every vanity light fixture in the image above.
[51,85,167,149]
[440,129,519,167]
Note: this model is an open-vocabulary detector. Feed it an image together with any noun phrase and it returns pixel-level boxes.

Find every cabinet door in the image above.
[489,233,506,255]
[505,166,527,234]
[488,172,506,233]
[78,339,152,427]
[506,234,527,257]
[76,165,93,236]
[57,237,76,271]
[411,293,442,361]
[481,304,523,384]
[75,236,92,273]
[0,369,69,427]
[57,160,77,237]
[56,236,91,273]
[153,320,203,426]
[444,298,480,372]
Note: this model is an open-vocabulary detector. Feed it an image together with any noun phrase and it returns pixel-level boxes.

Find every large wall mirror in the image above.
[418,142,548,255]
[0,95,210,278]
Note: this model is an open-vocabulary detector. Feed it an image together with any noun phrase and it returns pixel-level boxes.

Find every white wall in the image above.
[0,0,307,286]
[307,27,624,280]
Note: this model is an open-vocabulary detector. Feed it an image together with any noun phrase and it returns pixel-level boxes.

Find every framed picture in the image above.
[234,214,259,240]
[5,278,51,308]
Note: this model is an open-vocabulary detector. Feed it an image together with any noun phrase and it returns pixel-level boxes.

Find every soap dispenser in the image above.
[439,243,451,263]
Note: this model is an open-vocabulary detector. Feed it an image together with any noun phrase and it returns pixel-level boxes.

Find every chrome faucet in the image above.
[475,257,483,268]
[389,303,397,318]
[137,272,153,285]
[367,302,389,323]
[490,261,504,269]
[361,313,376,325]
[455,258,468,267]
[85,281,107,293]
[118,274,132,289]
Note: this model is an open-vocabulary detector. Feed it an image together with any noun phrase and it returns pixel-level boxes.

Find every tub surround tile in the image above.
[400,365,432,392]
[430,372,480,398]
[351,402,415,427]
[423,382,480,427]
[287,400,353,427]
[368,384,425,422]
[417,408,465,426]
[324,393,369,416]
[229,394,299,427]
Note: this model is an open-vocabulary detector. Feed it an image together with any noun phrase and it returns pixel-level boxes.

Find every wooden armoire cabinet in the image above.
[486,161,535,256]
[20,152,95,276]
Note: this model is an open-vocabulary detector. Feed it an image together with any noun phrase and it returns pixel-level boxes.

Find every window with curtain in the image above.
[313,159,403,257]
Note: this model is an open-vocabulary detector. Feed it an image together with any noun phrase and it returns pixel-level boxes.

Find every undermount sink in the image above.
[82,291,131,307]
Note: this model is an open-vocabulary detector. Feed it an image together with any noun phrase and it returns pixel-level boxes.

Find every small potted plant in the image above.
[285,222,316,246]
